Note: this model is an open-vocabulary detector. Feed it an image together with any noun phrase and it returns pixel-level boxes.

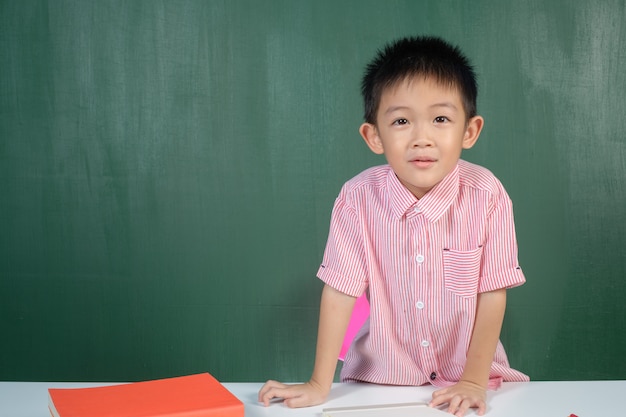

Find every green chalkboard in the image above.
[1,1,625,383]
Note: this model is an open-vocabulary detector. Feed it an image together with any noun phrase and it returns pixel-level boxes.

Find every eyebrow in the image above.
[383,102,459,115]
[429,102,459,111]
[383,106,411,115]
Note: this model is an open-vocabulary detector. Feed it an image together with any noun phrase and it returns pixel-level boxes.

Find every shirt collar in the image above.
[387,163,460,222]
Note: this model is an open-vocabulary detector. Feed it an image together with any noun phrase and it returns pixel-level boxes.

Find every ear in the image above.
[462,115,484,149]
[359,123,385,155]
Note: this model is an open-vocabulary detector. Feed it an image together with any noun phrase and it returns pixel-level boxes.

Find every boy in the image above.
[259,36,528,417]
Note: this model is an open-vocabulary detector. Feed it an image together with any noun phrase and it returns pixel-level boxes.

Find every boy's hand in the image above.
[258,379,329,408]
[429,380,487,416]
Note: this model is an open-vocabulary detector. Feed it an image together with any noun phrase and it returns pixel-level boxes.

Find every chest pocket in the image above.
[442,247,483,297]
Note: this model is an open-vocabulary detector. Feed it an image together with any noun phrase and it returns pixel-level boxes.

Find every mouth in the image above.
[410,156,437,168]
[411,156,436,162]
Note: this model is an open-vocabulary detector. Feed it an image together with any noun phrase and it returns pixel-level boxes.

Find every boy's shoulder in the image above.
[334,165,392,208]
[342,165,391,193]
[457,159,507,195]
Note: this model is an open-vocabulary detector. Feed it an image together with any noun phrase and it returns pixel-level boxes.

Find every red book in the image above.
[48,373,244,417]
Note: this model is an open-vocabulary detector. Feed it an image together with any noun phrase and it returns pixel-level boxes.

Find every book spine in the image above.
[156,403,244,417]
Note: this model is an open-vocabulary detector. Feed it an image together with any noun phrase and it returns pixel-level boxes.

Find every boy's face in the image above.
[360,76,483,199]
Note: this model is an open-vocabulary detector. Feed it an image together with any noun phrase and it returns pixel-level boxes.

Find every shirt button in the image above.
[421,340,430,347]
[414,206,422,213]
[416,254,425,263]
[430,372,437,380]
[415,301,424,309]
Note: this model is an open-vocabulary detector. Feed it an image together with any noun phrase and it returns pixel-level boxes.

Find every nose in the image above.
[410,123,432,147]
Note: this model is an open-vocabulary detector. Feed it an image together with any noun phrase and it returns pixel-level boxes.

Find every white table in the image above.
[1,380,622,416]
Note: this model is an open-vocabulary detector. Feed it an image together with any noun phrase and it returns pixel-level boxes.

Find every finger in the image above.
[259,388,278,407]
[259,380,287,396]
[258,380,275,402]
[258,381,289,406]
[447,395,462,416]
[284,394,310,408]
[454,399,471,417]
[431,387,449,398]
[429,395,447,408]
[429,390,451,408]
[285,390,326,409]
[265,380,288,390]
[260,387,294,406]
[476,400,487,416]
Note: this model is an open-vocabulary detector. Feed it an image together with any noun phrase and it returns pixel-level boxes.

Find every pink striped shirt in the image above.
[317,159,529,388]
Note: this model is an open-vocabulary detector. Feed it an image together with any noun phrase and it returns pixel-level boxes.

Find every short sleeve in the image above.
[317,187,369,298]
[478,184,526,293]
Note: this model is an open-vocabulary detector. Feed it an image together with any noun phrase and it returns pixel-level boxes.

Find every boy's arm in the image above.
[258,284,356,408]
[461,288,507,387]
[430,288,507,417]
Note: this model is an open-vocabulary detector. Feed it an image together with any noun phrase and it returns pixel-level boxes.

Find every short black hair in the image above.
[361,36,478,124]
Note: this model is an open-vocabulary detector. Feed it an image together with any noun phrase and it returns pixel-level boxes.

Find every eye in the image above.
[434,116,449,124]
[392,118,409,126]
